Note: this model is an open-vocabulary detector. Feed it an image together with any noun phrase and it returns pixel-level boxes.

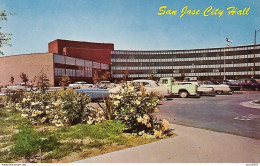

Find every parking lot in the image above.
[156,91,260,139]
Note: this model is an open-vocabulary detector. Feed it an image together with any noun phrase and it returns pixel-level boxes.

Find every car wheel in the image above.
[179,91,189,98]
[196,92,201,97]
[216,90,223,95]
[255,87,259,91]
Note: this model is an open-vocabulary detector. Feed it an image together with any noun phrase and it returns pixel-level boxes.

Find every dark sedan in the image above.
[238,78,260,91]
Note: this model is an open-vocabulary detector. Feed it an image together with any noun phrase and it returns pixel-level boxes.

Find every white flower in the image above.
[87,120,93,125]
[135,100,141,105]
[137,117,143,123]
[55,123,64,127]
[127,86,134,92]
[21,114,28,118]
[114,100,120,107]
[115,95,123,100]
[154,108,159,113]
[130,108,134,113]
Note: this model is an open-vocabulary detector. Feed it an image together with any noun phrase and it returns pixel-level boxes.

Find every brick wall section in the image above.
[63,47,111,64]
[48,39,114,55]
[0,53,54,86]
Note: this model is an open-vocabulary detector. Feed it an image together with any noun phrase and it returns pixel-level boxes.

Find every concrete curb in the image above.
[240,100,260,109]
[74,124,260,163]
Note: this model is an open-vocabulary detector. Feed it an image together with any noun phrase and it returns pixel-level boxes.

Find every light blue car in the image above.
[76,88,109,101]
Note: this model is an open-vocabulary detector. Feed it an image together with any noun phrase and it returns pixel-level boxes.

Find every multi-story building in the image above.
[111,44,260,80]
[0,39,114,86]
[1,39,260,87]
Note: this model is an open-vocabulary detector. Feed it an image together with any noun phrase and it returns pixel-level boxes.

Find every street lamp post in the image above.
[253,29,260,78]
[224,47,226,80]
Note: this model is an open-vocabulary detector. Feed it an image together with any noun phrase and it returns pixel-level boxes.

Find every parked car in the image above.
[184,76,198,82]
[76,88,109,101]
[179,81,215,96]
[7,84,26,90]
[238,78,260,91]
[132,79,171,97]
[215,80,241,91]
[69,81,93,89]
[200,80,232,95]
[159,77,200,98]
[96,81,115,89]
[7,82,33,91]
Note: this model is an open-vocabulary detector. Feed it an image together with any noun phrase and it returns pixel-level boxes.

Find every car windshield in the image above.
[211,80,220,85]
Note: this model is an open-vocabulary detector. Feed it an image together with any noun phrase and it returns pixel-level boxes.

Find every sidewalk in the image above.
[75,124,260,163]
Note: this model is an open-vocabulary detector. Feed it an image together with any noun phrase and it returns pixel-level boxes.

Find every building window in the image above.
[76,58,85,67]
[85,60,92,67]
[66,69,75,76]
[93,62,100,69]
[101,63,109,70]
[76,70,84,77]
[54,54,65,64]
[54,68,65,76]
[66,57,76,65]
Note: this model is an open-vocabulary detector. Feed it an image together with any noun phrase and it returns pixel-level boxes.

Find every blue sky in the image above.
[0,0,259,56]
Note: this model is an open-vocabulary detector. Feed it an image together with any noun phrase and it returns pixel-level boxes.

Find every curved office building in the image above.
[111,44,260,80]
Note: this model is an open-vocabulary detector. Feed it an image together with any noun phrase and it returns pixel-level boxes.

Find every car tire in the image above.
[216,90,223,95]
[179,91,189,98]
[196,92,201,98]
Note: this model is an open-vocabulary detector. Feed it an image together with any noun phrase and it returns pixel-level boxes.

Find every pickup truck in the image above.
[159,77,199,98]
[179,81,216,96]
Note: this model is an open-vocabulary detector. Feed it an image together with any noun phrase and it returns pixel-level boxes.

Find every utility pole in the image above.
[254,29,260,78]
[224,47,226,80]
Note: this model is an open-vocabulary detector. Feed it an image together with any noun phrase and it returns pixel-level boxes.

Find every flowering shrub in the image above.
[3,89,25,110]
[105,83,172,137]
[6,91,104,126]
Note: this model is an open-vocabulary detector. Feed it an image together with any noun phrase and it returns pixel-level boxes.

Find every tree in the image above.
[93,69,101,84]
[0,10,15,55]
[123,69,129,81]
[36,71,50,91]
[101,71,111,81]
[20,72,29,85]
[93,70,111,84]
[148,69,156,80]
[32,69,51,91]
[10,76,14,85]
[59,75,71,90]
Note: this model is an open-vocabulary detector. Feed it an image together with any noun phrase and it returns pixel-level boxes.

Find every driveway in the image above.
[156,91,260,139]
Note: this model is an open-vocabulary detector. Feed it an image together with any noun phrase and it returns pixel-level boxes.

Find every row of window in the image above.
[111,54,260,63]
[54,68,93,77]
[112,70,260,78]
[112,62,260,71]
[111,45,260,55]
[54,54,109,70]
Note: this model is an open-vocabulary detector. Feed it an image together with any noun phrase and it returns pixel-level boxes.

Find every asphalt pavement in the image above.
[156,91,260,139]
